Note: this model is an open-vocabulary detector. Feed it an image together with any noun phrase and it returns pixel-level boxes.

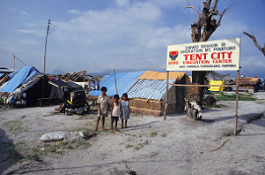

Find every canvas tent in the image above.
[0,65,40,93]
[6,74,61,105]
[89,71,144,97]
[128,71,186,116]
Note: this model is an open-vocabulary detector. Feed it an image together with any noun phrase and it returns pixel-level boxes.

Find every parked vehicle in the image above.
[59,90,89,115]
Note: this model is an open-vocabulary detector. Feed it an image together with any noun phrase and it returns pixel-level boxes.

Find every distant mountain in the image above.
[49,69,65,75]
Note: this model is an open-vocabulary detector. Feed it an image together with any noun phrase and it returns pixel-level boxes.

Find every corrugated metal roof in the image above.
[128,79,175,100]
[89,71,144,97]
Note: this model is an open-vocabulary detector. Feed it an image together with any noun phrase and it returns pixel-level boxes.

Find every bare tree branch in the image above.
[185,6,200,22]
[217,8,227,26]
[211,0,218,12]
[243,31,265,56]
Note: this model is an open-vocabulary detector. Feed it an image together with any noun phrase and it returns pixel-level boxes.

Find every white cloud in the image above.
[116,0,130,8]
[49,1,189,72]
[68,9,85,15]
[20,10,30,16]
[151,0,190,8]
[20,39,39,46]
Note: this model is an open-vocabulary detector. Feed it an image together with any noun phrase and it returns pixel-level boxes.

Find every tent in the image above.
[89,71,144,97]
[208,80,224,91]
[6,74,64,106]
[0,65,40,93]
[128,71,186,116]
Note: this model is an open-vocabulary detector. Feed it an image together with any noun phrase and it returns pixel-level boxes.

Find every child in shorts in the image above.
[95,87,110,131]
[110,94,122,132]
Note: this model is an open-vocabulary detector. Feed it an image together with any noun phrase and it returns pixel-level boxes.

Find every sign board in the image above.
[167,38,240,71]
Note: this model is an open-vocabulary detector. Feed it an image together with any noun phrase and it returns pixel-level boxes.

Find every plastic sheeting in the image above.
[8,70,19,78]
[128,79,175,100]
[0,65,40,93]
[208,80,224,91]
[89,71,144,97]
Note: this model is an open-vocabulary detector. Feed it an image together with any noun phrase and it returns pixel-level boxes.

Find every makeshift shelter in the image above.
[0,65,40,94]
[6,74,62,106]
[89,71,144,97]
[232,77,261,92]
[128,71,186,116]
[58,71,99,92]
[208,80,225,91]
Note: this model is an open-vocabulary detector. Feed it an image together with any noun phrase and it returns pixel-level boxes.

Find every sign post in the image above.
[163,71,169,121]
[165,38,241,135]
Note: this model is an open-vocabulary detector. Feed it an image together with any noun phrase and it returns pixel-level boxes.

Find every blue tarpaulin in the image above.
[8,70,19,78]
[89,71,144,97]
[0,65,40,93]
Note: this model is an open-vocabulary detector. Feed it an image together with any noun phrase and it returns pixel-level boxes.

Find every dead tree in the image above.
[243,31,265,56]
[185,0,229,120]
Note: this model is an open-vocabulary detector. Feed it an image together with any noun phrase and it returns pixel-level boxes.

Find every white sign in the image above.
[166,38,240,71]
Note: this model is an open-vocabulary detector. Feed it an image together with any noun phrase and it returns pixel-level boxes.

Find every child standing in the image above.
[120,93,130,128]
[95,87,110,131]
[110,94,122,132]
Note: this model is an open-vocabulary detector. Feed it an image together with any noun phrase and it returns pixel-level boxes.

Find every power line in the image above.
[12,54,27,69]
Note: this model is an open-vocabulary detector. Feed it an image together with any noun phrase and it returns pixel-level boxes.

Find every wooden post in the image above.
[234,69,240,135]
[163,71,169,121]
[113,69,118,94]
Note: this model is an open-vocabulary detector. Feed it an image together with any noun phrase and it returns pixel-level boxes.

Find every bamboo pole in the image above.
[113,69,118,94]
[163,71,169,120]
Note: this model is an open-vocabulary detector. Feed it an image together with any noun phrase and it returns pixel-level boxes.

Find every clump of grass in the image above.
[134,146,140,151]
[256,101,265,104]
[67,145,74,150]
[27,154,39,160]
[125,144,133,148]
[161,133,167,137]
[143,140,149,145]
[209,92,257,101]
[149,132,157,137]
[2,120,27,135]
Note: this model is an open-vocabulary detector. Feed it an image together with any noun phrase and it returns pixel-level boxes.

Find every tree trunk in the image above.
[185,0,228,120]
[191,71,206,107]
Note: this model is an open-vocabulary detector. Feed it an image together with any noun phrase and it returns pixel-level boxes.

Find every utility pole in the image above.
[43,19,51,74]
[42,19,51,107]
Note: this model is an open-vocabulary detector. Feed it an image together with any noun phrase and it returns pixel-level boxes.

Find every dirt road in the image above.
[1,93,265,175]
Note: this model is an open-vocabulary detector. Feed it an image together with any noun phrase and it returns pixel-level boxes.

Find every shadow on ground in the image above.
[0,128,23,175]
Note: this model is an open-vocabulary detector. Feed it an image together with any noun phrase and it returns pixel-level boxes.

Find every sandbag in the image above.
[40,131,66,142]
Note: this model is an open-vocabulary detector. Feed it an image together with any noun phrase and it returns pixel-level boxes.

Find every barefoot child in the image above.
[95,87,110,131]
[110,94,122,132]
[120,93,130,128]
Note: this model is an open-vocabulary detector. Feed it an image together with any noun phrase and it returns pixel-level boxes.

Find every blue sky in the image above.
[0,0,264,77]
